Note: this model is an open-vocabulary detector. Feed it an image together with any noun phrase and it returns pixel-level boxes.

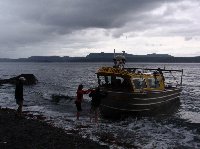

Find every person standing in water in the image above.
[15,77,26,116]
[75,84,90,120]
[89,86,107,123]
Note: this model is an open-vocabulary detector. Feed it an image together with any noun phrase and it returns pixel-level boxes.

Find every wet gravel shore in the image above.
[0,108,109,149]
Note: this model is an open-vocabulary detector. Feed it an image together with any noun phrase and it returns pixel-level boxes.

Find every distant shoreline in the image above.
[0,52,200,63]
[0,60,200,63]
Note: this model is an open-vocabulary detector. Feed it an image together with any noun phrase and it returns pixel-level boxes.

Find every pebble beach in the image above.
[0,108,109,149]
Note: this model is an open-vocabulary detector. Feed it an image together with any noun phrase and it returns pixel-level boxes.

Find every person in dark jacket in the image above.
[15,77,25,116]
[89,86,107,123]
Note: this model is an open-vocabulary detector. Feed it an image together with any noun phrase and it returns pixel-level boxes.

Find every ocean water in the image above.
[0,62,200,148]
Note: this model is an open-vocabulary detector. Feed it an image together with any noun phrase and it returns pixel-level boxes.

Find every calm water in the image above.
[0,62,200,148]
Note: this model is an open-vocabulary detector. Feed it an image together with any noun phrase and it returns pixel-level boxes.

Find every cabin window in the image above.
[115,77,124,85]
[147,78,160,88]
[98,75,132,90]
[98,76,112,86]
[105,76,112,85]
[132,78,146,89]
[110,76,123,87]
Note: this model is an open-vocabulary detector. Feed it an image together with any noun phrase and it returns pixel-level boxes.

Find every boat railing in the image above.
[124,67,183,73]
[123,67,183,87]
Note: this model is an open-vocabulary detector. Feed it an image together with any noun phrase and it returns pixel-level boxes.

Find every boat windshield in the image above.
[98,75,132,91]
[98,76,112,85]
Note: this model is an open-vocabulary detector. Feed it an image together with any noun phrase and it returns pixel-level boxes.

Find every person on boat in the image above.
[89,86,107,123]
[15,77,26,117]
[157,68,165,82]
[75,84,90,120]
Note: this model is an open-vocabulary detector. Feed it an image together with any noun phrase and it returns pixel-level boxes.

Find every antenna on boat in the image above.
[122,51,125,56]
[181,69,183,86]
[113,50,126,68]
[113,49,117,67]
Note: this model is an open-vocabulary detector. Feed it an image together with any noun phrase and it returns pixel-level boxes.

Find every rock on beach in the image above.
[0,74,38,85]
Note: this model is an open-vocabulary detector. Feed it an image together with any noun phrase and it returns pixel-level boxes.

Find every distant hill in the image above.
[0,53,200,63]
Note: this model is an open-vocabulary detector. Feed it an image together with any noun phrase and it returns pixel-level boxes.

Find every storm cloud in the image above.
[0,0,199,58]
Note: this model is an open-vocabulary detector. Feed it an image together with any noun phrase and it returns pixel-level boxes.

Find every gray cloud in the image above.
[8,0,168,29]
[0,0,199,58]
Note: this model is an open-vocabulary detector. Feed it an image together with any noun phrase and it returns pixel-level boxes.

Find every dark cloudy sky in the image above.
[0,0,200,58]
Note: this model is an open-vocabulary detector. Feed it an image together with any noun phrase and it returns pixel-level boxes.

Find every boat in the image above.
[96,50,183,118]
